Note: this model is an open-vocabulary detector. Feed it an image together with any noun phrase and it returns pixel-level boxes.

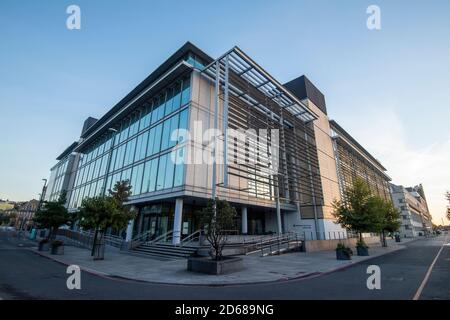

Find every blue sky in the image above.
[1,0,449,224]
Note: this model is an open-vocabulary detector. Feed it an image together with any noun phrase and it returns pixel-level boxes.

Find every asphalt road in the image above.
[0,230,448,300]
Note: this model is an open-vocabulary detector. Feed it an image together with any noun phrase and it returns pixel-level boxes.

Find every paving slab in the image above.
[30,237,418,286]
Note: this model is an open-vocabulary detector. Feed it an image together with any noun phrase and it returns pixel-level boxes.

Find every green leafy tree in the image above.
[332,178,381,243]
[199,198,237,261]
[77,180,135,258]
[33,191,71,239]
[446,192,450,222]
[371,197,401,247]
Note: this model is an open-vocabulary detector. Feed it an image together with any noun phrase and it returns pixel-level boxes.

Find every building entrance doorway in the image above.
[137,203,173,241]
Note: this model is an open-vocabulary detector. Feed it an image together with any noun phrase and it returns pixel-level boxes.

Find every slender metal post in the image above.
[223,55,229,187]
[275,175,282,234]
[211,60,220,213]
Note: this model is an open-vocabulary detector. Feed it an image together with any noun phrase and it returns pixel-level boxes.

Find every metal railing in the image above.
[56,229,94,249]
[130,229,154,249]
[180,229,203,247]
[56,229,124,249]
[300,231,355,241]
[131,230,175,249]
[256,232,304,257]
[149,230,174,244]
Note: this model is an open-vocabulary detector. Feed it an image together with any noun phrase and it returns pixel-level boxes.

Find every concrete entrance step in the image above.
[132,242,198,259]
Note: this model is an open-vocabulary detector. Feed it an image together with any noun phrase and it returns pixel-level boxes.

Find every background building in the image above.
[390,183,433,237]
[13,199,39,231]
[330,120,392,202]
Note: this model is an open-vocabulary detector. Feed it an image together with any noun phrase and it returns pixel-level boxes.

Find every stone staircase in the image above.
[131,242,199,260]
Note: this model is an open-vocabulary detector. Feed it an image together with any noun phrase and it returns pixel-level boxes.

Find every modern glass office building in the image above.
[46,42,392,245]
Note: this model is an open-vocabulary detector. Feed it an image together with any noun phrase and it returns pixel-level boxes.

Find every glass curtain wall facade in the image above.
[46,154,77,202]
[69,75,191,209]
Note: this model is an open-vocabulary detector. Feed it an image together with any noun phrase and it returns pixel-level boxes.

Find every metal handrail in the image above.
[180,229,202,247]
[259,232,303,256]
[131,229,153,242]
[148,230,174,244]
[130,229,155,249]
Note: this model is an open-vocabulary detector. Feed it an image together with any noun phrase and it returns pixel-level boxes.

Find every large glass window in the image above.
[110,148,118,171]
[142,157,158,193]
[96,179,104,195]
[169,113,180,148]
[114,144,126,170]
[99,154,108,177]
[94,158,101,178]
[156,154,167,190]
[130,163,144,195]
[172,82,182,111]
[160,119,171,151]
[181,78,190,105]
[129,112,140,137]
[164,87,174,116]
[152,123,163,155]
[173,147,185,187]
[146,127,155,157]
[119,118,130,143]
[151,95,165,124]
[139,103,152,132]
[164,154,175,189]
[121,168,131,184]
[135,131,148,162]
[124,138,137,166]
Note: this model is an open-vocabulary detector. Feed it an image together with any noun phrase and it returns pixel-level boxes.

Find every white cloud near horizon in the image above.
[338,105,450,226]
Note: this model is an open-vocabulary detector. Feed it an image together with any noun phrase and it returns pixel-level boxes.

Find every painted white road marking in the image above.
[413,237,447,300]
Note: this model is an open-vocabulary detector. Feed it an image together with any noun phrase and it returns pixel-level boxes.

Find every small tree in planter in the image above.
[336,243,353,260]
[355,240,369,256]
[33,191,71,240]
[77,180,135,260]
[332,178,381,256]
[200,198,237,261]
[188,199,242,275]
[372,198,401,247]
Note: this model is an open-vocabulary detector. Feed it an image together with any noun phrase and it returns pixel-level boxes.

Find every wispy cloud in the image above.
[338,105,450,225]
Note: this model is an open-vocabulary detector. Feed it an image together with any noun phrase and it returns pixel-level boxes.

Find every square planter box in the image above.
[187,256,244,275]
[38,242,50,252]
[336,250,352,260]
[356,246,369,256]
[51,245,64,255]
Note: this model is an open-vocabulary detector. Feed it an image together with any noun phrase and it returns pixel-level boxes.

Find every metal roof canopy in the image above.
[201,47,318,123]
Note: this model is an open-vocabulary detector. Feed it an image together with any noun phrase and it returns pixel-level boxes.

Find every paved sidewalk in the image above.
[31,238,417,286]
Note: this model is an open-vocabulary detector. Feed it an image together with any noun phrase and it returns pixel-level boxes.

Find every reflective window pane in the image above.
[181,77,190,106]
[164,154,174,189]
[156,154,167,190]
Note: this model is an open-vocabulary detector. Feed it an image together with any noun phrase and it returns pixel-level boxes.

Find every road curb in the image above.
[28,242,412,287]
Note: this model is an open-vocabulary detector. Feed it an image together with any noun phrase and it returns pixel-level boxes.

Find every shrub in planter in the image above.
[336,243,353,260]
[38,238,50,251]
[356,240,369,256]
[50,240,64,255]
